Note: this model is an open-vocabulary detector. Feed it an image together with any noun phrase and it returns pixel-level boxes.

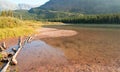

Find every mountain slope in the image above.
[35,0,120,14]
[18,4,34,10]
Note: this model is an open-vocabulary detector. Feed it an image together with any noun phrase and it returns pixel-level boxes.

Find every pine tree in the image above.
[1,11,7,16]
[8,10,13,17]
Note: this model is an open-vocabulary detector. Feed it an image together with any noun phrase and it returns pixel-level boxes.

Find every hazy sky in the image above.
[9,0,49,5]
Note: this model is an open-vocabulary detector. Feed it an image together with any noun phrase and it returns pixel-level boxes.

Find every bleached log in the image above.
[0,61,10,72]
[23,36,32,45]
[27,36,32,43]
[0,37,23,71]
[0,42,7,52]
[0,36,31,71]
[11,37,22,65]
[0,46,5,52]
[2,42,7,49]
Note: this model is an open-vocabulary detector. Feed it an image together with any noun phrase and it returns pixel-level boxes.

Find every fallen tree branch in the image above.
[0,61,10,72]
[0,37,22,72]
[0,42,7,52]
[23,36,32,45]
[0,36,32,72]
[11,37,22,65]
[1,42,7,49]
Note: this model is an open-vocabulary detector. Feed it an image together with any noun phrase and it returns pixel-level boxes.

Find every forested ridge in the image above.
[1,0,120,24]
[49,14,120,24]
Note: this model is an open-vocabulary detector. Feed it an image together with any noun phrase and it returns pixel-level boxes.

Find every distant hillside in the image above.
[13,10,37,20]
[33,0,120,14]
[28,8,83,20]
[18,4,33,10]
[13,9,83,20]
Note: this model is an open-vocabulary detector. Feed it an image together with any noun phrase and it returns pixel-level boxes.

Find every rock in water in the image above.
[12,48,17,53]
[8,52,14,57]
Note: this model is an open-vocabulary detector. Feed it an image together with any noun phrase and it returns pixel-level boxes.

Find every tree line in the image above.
[49,14,120,24]
[0,10,14,17]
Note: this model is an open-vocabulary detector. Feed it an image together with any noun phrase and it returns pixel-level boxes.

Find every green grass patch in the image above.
[0,17,23,28]
[0,53,2,60]
[0,17,38,40]
[0,17,62,40]
[0,27,34,40]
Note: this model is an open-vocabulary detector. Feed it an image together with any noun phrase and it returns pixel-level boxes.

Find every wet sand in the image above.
[34,28,77,38]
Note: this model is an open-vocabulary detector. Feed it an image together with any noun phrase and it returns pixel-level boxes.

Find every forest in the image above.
[49,14,120,24]
[1,10,120,24]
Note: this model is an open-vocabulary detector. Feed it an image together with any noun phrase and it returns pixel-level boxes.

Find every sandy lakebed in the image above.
[0,24,120,72]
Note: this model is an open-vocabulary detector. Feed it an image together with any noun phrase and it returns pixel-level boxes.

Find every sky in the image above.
[9,0,49,6]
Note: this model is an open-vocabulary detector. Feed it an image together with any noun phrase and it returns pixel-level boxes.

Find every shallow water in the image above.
[10,40,68,71]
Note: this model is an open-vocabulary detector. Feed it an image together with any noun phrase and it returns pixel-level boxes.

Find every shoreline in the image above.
[0,26,120,72]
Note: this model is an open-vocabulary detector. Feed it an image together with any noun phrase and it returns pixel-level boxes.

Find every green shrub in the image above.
[0,27,34,40]
[0,17,36,40]
[0,17,23,28]
[0,53,3,60]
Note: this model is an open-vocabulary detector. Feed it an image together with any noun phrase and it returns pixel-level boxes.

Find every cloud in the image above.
[9,0,49,5]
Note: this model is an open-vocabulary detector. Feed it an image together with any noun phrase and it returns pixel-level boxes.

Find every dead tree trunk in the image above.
[27,36,32,43]
[2,42,7,49]
[0,61,10,72]
[11,37,22,65]
[0,36,32,72]
[0,42,7,52]
[0,37,22,72]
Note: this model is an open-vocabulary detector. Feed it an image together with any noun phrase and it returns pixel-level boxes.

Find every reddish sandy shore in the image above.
[34,28,78,39]
[0,27,120,72]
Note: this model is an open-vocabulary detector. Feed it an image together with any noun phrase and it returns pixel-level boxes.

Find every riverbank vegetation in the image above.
[0,17,35,40]
[0,10,44,40]
[0,11,62,40]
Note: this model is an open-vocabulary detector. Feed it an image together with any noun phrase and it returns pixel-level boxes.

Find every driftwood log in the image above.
[0,42,7,52]
[0,36,31,72]
[0,61,10,72]
[0,42,8,62]
[27,36,32,43]
[1,42,7,49]
[23,36,32,45]
[11,37,22,65]
[0,37,22,72]
[0,46,5,52]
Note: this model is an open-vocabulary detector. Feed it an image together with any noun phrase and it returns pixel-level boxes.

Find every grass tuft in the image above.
[0,17,37,40]
[0,17,23,28]
[0,17,62,40]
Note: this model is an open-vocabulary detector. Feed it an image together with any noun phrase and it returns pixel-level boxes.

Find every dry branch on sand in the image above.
[0,42,7,52]
[0,36,32,72]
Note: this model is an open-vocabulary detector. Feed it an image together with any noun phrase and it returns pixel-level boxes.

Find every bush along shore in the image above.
[0,17,35,40]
